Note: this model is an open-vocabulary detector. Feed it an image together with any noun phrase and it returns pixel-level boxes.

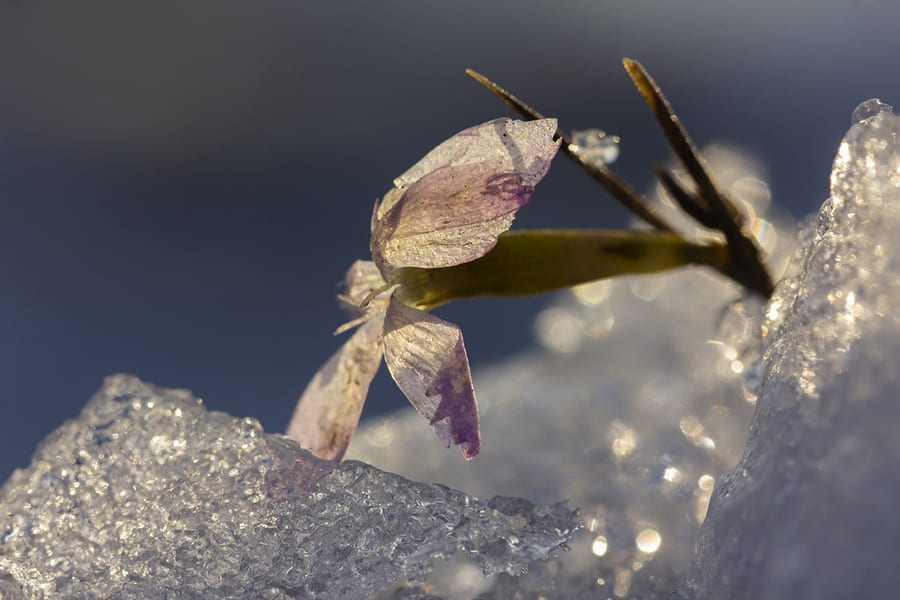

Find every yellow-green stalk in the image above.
[395,229,729,310]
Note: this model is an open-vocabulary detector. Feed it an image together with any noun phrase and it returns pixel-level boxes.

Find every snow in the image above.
[0,375,576,599]
[2,102,896,599]
[684,101,900,600]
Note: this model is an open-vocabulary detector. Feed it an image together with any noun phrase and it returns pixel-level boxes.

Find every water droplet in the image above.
[534,307,583,353]
[663,466,681,483]
[679,416,704,441]
[851,98,893,124]
[572,279,612,306]
[609,420,637,457]
[569,129,621,167]
[592,535,609,556]
[614,567,633,596]
[635,528,661,553]
[731,176,772,216]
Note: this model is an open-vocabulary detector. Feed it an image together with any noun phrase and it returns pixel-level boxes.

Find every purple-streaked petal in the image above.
[394,118,559,193]
[372,189,402,232]
[373,162,533,272]
[382,295,480,458]
[372,118,560,273]
[285,313,385,461]
[375,118,559,223]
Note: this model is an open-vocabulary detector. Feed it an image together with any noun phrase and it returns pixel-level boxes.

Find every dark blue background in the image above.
[3,1,899,481]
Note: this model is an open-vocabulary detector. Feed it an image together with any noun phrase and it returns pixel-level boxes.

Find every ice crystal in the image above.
[0,375,577,599]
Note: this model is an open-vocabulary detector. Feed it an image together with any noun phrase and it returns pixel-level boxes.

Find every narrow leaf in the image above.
[623,58,739,226]
[653,165,719,230]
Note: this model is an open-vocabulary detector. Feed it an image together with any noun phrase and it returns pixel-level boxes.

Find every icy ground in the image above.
[1,102,897,599]
[0,375,577,599]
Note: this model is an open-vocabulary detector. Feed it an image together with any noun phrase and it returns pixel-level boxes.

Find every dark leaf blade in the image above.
[654,165,718,230]
[622,58,741,227]
[624,58,775,298]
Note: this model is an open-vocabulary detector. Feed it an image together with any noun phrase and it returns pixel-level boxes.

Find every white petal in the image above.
[286,313,384,461]
[382,295,480,458]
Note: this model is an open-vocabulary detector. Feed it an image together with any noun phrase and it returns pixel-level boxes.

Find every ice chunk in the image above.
[684,106,900,599]
[348,145,794,599]
[850,97,893,124]
[0,375,577,599]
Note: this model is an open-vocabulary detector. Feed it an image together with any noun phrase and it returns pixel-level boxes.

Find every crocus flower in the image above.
[287,118,561,461]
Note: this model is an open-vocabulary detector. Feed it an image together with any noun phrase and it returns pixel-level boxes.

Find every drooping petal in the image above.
[382,295,480,458]
[372,118,560,273]
[286,313,385,461]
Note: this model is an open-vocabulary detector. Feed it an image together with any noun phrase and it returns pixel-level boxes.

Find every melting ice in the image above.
[2,102,897,599]
[684,101,900,600]
[0,376,577,599]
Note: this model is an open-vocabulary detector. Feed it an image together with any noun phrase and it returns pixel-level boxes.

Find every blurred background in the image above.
[2,0,899,482]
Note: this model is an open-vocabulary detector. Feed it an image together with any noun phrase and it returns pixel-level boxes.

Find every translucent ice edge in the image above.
[684,102,900,599]
[0,375,578,599]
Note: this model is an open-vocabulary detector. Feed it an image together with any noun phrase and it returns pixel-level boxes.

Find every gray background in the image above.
[3,1,898,481]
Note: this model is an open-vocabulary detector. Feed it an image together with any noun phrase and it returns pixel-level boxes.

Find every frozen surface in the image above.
[683,102,900,599]
[348,145,794,599]
[3,104,895,599]
[0,375,577,599]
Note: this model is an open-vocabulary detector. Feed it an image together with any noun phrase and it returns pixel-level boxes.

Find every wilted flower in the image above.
[288,61,776,463]
[287,118,561,461]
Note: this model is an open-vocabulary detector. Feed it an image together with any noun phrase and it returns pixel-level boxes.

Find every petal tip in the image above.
[459,438,481,460]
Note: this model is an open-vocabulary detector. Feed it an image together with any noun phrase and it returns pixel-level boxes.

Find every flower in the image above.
[287,118,560,461]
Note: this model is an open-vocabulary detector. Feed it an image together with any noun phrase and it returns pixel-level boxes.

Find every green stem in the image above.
[394,229,729,309]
